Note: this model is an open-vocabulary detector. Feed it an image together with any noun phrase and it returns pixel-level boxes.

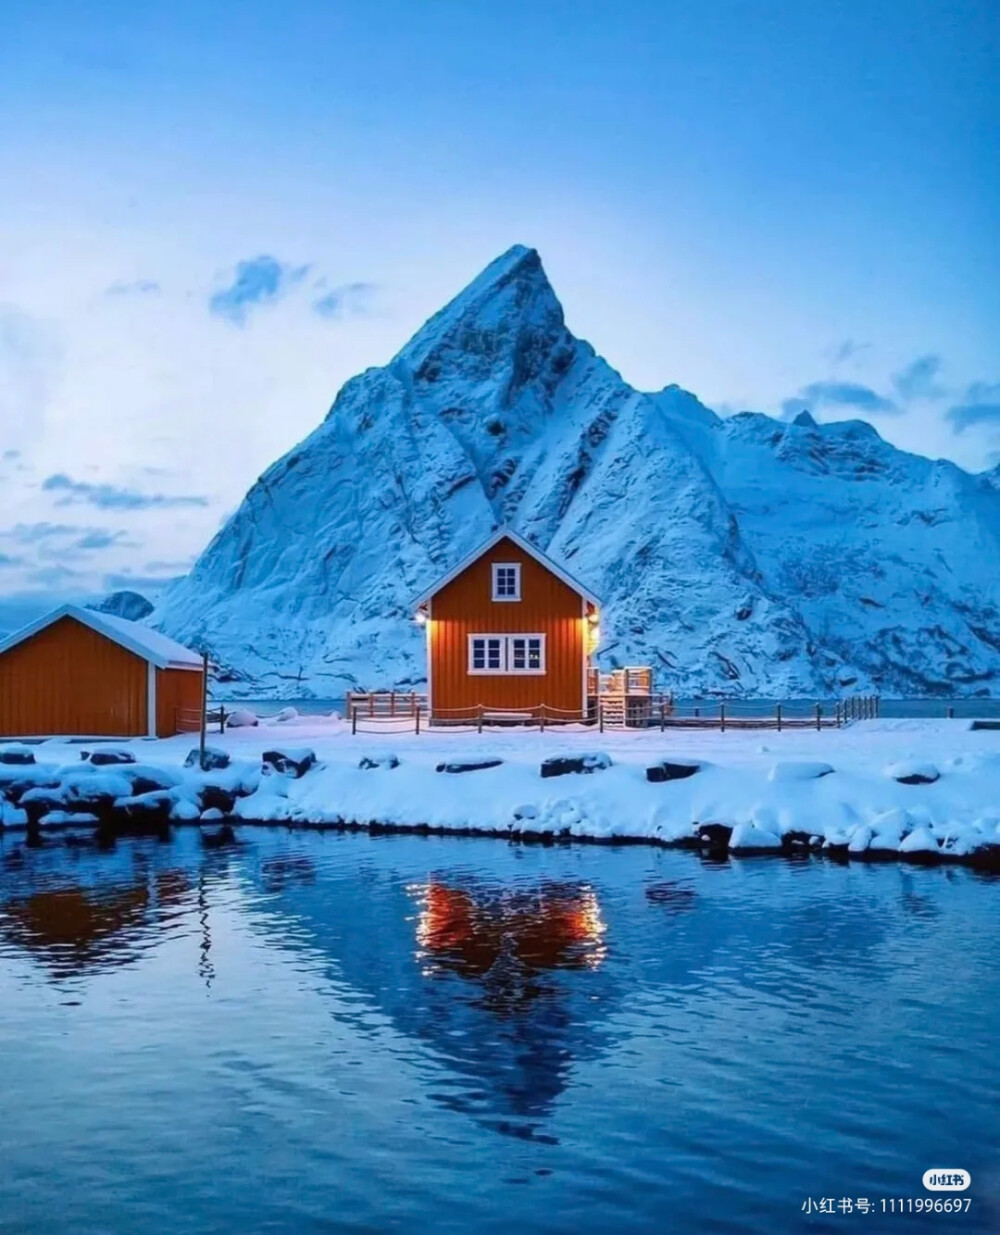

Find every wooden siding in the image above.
[0,616,148,737]
[428,536,587,717]
[155,666,204,737]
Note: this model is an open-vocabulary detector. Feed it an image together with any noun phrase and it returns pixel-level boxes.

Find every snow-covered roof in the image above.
[0,604,203,671]
[414,527,601,608]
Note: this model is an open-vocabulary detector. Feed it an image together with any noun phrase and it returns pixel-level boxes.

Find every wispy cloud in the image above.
[73,529,129,550]
[313,281,376,320]
[102,570,184,592]
[781,380,899,420]
[945,380,1000,435]
[830,338,871,365]
[0,553,25,568]
[106,279,161,297]
[42,474,209,510]
[946,403,1000,434]
[892,354,944,401]
[209,255,309,325]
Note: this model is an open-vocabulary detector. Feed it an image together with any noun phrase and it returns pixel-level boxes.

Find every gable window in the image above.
[468,634,546,675]
[491,562,521,601]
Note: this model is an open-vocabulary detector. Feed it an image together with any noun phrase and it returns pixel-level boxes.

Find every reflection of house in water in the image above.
[0,866,192,979]
[252,870,618,1137]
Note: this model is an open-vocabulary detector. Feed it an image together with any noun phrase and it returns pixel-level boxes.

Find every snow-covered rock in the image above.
[729,822,783,851]
[886,760,940,785]
[225,709,259,729]
[900,827,940,854]
[150,244,1000,699]
[768,761,835,782]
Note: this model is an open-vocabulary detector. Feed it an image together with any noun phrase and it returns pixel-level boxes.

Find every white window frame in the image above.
[491,562,521,602]
[467,633,546,675]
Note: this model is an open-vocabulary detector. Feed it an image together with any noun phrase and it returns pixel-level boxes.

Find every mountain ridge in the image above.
[153,245,1000,698]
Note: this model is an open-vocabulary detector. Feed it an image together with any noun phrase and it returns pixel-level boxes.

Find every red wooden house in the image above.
[414,528,601,723]
[0,604,204,739]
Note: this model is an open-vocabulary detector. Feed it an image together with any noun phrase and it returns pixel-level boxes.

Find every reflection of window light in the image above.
[415,611,427,626]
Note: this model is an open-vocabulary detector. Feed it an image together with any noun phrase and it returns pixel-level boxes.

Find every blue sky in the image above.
[0,0,997,628]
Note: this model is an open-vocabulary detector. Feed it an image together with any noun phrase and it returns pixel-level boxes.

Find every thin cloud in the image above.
[106,279,161,297]
[0,553,25,568]
[781,380,899,419]
[945,379,1000,434]
[42,473,209,510]
[830,339,871,365]
[209,255,310,325]
[102,570,184,592]
[73,529,129,550]
[313,281,376,320]
[892,354,944,401]
[946,403,1000,434]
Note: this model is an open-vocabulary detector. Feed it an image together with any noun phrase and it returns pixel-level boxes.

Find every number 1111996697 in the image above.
[801,1197,972,1215]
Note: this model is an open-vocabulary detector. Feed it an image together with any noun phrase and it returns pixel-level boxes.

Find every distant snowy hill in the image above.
[90,590,154,622]
[153,246,1000,698]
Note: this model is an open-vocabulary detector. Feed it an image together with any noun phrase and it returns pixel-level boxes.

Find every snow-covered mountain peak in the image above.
[155,246,1000,699]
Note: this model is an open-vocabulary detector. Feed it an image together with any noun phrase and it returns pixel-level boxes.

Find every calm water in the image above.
[0,831,997,1234]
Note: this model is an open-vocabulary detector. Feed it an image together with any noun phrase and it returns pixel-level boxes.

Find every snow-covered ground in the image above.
[3,716,1000,863]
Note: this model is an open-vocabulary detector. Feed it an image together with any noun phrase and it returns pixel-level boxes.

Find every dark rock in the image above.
[201,822,238,849]
[781,830,823,851]
[540,753,611,778]
[896,772,940,786]
[0,776,60,805]
[0,747,35,766]
[971,721,1000,731]
[262,748,317,778]
[198,785,236,815]
[646,760,700,783]
[88,749,137,766]
[435,759,504,774]
[19,789,68,826]
[128,773,176,796]
[359,755,400,770]
[184,747,231,770]
[117,791,175,829]
[697,822,733,850]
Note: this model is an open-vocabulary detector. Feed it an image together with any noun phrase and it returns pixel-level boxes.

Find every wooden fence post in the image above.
[720,702,726,733]
[477,704,483,734]
[540,705,546,733]
[599,702,604,733]
[352,706,357,736]
[199,651,209,769]
[660,701,666,732]
[947,705,954,720]
[776,702,782,732]
[390,690,396,717]
[415,705,421,735]
[815,702,821,731]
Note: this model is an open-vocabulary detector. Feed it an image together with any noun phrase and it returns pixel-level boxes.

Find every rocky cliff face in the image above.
[153,245,1000,698]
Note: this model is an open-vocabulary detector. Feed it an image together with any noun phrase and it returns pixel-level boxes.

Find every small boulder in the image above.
[781,830,823,852]
[768,761,834,783]
[262,748,317,778]
[899,826,940,855]
[359,755,400,770]
[540,753,611,778]
[0,745,36,766]
[87,748,137,766]
[436,759,503,774]
[226,708,259,729]
[886,760,940,786]
[199,785,236,815]
[697,822,733,850]
[646,760,701,783]
[272,706,300,723]
[184,747,231,771]
[513,804,538,821]
[729,822,783,852]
